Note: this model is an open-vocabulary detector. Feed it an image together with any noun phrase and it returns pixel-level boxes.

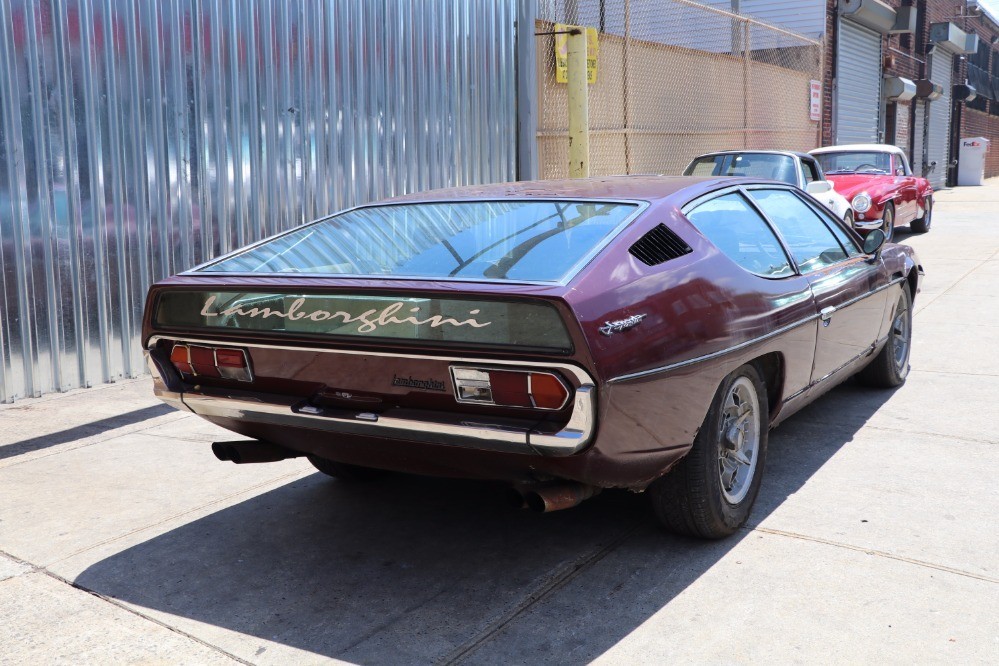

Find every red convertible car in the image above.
[809,144,933,239]
[143,177,921,538]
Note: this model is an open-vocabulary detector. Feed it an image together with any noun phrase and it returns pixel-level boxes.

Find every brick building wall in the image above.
[953,7,999,179]
[962,108,999,176]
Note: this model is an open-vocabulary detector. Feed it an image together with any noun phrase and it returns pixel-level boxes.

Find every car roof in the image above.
[690,149,812,161]
[810,144,906,155]
[380,175,741,204]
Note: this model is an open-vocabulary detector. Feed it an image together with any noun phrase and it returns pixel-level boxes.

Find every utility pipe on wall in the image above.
[567,28,589,178]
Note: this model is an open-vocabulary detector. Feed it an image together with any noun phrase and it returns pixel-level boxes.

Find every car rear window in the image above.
[197,200,640,283]
[684,154,797,185]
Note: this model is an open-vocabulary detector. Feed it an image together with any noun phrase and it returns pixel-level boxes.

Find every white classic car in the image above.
[683,150,854,225]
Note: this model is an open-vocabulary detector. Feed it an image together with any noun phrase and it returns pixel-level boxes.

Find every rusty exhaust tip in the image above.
[506,487,530,509]
[523,483,601,513]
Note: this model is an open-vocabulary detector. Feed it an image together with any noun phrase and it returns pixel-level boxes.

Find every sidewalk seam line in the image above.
[45,469,311,568]
[745,526,999,584]
[0,412,197,470]
[913,247,999,315]
[437,522,645,665]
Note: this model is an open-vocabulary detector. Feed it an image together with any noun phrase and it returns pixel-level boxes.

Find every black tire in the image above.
[857,284,912,388]
[911,196,932,234]
[649,364,769,539]
[308,455,385,482]
[880,203,895,242]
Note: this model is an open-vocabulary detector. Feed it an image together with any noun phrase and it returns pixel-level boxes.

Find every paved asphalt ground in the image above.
[1,181,997,665]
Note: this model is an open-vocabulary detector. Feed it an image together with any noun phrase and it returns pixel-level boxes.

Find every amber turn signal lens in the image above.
[169,344,193,376]
[167,343,252,382]
[529,372,570,410]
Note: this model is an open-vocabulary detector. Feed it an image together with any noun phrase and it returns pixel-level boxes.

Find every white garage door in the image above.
[925,49,953,189]
[835,20,882,144]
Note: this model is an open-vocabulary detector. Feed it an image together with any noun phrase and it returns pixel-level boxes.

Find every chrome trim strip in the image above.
[829,276,905,312]
[148,336,596,456]
[607,314,819,384]
[608,277,906,385]
[852,220,882,230]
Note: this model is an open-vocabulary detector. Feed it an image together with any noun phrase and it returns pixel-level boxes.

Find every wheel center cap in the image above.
[724,425,744,451]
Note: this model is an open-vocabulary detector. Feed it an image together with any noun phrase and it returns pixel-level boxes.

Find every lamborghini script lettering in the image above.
[392,375,446,392]
[599,314,647,336]
[199,295,492,334]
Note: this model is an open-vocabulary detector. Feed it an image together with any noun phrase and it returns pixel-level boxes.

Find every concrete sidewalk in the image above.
[2,181,997,664]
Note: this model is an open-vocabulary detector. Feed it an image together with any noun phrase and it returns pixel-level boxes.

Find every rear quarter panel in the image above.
[562,198,818,465]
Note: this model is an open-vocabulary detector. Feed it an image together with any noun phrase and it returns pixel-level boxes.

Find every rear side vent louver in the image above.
[628,224,692,266]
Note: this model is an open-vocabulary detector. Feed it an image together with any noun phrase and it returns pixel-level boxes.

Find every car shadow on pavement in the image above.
[74,379,898,664]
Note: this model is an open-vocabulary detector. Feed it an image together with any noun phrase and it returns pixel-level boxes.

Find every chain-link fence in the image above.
[536,0,824,178]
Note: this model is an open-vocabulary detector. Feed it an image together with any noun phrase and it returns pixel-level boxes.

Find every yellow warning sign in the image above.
[554,24,599,84]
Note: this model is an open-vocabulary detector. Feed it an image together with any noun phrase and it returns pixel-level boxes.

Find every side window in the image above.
[686,193,794,278]
[797,195,863,257]
[894,156,906,176]
[802,159,820,184]
[898,153,912,176]
[746,189,849,273]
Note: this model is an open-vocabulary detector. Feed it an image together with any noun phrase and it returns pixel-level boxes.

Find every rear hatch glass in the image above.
[195,200,640,283]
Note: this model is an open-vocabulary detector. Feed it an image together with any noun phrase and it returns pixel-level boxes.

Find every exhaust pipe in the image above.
[211,440,303,464]
[512,483,601,513]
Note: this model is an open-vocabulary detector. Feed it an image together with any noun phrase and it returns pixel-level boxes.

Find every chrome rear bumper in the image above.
[156,386,594,456]
[147,339,596,457]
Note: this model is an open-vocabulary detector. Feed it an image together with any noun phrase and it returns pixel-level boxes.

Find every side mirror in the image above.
[863,229,887,255]
[806,180,833,194]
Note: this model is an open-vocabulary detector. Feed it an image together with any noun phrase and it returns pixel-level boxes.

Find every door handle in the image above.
[820,306,836,324]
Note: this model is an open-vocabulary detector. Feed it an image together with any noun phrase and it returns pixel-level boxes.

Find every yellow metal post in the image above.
[567,28,589,178]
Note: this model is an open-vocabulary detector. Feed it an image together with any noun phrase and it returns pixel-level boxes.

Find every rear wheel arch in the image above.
[906,269,919,305]
[748,352,784,423]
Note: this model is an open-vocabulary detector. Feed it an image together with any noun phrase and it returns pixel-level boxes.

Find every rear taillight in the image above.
[451,367,570,410]
[169,344,252,382]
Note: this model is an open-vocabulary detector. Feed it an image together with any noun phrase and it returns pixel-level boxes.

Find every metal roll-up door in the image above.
[835,20,882,144]
[926,50,953,189]
[912,100,925,176]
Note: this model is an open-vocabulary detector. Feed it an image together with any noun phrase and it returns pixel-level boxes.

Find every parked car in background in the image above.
[143,176,921,539]
[683,150,853,225]
[809,144,933,240]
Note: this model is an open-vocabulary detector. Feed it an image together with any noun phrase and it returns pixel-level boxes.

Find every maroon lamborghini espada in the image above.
[143,176,921,538]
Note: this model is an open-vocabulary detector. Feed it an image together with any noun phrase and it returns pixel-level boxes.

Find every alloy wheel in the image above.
[891,294,911,375]
[718,376,761,504]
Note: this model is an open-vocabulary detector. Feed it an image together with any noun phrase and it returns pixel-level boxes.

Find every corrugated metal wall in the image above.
[0,0,518,403]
